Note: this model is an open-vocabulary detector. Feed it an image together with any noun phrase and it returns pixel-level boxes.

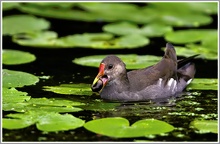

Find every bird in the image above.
[91,43,198,102]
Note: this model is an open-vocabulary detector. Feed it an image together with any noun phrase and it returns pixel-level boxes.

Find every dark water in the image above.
[2,9,218,142]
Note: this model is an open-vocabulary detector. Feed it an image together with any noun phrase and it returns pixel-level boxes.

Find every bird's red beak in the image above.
[91,63,108,92]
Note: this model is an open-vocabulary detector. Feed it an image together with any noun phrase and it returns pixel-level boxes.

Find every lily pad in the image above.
[28,97,85,107]
[17,3,147,23]
[3,49,36,65]
[141,3,213,27]
[60,33,149,49]
[165,29,217,44]
[3,111,85,132]
[13,32,149,49]
[190,120,218,134]
[187,78,218,90]
[2,118,36,130]
[3,88,31,104]
[17,2,214,27]
[84,117,174,138]
[3,15,50,35]
[3,69,39,88]
[149,2,217,15]
[164,30,217,60]
[174,45,217,60]
[36,113,85,132]
[2,2,20,11]
[103,22,173,37]
[43,83,92,95]
[12,31,64,48]
[73,54,162,69]
[26,2,76,9]
[3,97,84,113]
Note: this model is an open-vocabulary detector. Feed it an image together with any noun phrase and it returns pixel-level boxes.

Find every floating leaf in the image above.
[29,97,85,107]
[170,45,217,60]
[141,3,213,27]
[184,45,216,60]
[13,32,149,49]
[2,118,36,130]
[2,2,20,11]
[3,98,84,113]
[149,2,217,15]
[165,29,217,44]
[190,120,218,134]
[77,3,138,14]
[60,33,114,48]
[103,22,173,37]
[43,83,92,95]
[113,34,149,48]
[3,102,28,112]
[17,2,213,27]
[3,69,39,88]
[18,3,149,23]
[26,2,76,9]
[3,49,36,65]
[3,88,31,104]
[84,117,174,138]
[12,31,64,48]
[164,30,217,60]
[61,33,149,49]
[4,111,85,132]
[3,15,50,35]
[36,113,85,132]
[73,54,162,69]
[187,78,218,90]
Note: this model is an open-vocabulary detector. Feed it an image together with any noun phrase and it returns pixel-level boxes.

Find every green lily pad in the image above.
[18,3,146,23]
[26,2,76,9]
[3,97,84,113]
[3,69,39,88]
[187,78,218,90]
[175,45,217,60]
[17,2,214,27]
[43,83,92,95]
[29,97,85,107]
[3,111,85,132]
[84,117,174,138]
[141,3,213,27]
[164,30,217,60]
[149,2,217,15]
[36,113,85,132]
[3,88,31,104]
[77,3,138,13]
[3,15,50,35]
[165,29,217,44]
[2,2,20,11]
[73,54,162,69]
[60,33,149,49]
[12,31,64,48]
[13,32,149,49]
[59,33,114,48]
[2,118,36,130]
[190,120,218,134]
[103,22,173,37]
[166,45,217,60]
[3,49,36,65]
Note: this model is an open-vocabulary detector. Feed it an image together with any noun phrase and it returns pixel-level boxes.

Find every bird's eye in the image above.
[108,64,113,69]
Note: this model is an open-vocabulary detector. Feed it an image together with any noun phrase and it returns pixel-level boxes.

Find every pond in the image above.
[2,2,218,142]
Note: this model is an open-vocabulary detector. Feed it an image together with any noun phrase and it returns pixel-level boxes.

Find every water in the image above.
[2,9,218,142]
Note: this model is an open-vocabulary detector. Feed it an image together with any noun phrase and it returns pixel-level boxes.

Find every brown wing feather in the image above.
[127,43,178,91]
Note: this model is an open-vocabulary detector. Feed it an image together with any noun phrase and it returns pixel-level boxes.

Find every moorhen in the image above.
[91,43,198,102]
